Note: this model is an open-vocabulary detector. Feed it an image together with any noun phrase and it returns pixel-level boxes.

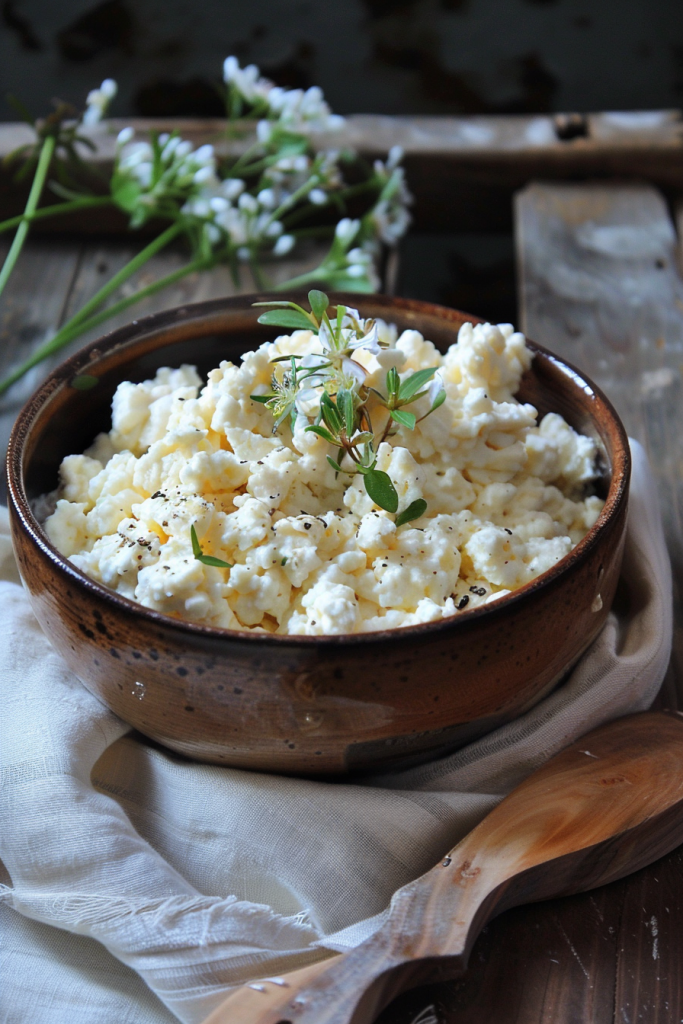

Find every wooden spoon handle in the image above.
[203,711,683,1024]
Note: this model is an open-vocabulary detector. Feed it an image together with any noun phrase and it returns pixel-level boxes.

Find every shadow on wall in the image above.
[2,0,682,118]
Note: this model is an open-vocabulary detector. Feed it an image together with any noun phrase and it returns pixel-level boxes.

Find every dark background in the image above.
[2,0,682,323]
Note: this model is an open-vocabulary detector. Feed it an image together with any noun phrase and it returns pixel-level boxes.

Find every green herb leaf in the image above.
[191,524,233,569]
[390,408,416,430]
[336,387,355,436]
[398,366,438,401]
[395,498,427,528]
[308,289,329,321]
[431,387,447,411]
[281,556,288,566]
[270,353,303,363]
[364,469,399,513]
[305,424,338,444]
[386,366,400,397]
[198,553,234,568]
[257,309,316,332]
[250,393,272,404]
[320,391,342,434]
[327,455,343,473]
[70,374,99,391]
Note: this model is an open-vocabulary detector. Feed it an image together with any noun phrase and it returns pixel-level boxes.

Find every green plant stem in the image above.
[61,220,184,337]
[273,266,330,291]
[0,252,213,397]
[0,135,55,299]
[282,179,379,230]
[0,195,114,235]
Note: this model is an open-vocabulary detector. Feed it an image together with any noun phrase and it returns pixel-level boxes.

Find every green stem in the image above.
[62,220,184,335]
[0,196,114,236]
[273,266,330,291]
[0,253,212,397]
[0,135,55,299]
[282,179,379,230]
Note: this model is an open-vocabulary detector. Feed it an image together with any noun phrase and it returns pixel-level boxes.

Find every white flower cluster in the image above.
[182,179,294,259]
[223,56,345,134]
[113,129,218,226]
[371,145,413,245]
[82,78,117,126]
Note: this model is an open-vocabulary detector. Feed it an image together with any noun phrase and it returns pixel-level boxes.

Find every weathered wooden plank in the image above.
[377,844,683,1024]
[515,182,683,711]
[0,237,83,462]
[614,845,683,1024]
[1,112,681,234]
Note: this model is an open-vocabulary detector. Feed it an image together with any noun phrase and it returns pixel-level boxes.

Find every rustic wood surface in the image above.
[515,181,683,714]
[1,148,682,1023]
[204,712,683,1024]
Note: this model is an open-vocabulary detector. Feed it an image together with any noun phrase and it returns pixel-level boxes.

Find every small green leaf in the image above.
[191,524,203,559]
[70,374,99,391]
[398,367,438,402]
[431,387,447,411]
[390,409,416,430]
[199,554,234,568]
[270,354,303,363]
[308,289,328,321]
[395,499,427,528]
[191,525,232,568]
[320,391,342,434]
[257,309,316,332]
[337,387,355,436]
[281,556,288,566]
[305,424,338,444]
[250,393,273,404]
[364,469,399,513]
[386,366,400,397]
[327,454,343,473]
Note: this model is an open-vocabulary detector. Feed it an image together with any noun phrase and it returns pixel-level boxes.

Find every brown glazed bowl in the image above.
[7,294,630,776]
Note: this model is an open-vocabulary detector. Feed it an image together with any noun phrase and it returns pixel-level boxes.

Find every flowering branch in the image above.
[251,290,445,517]
[0,60,413,398]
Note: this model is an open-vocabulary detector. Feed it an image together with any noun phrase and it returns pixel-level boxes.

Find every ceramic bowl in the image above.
[7,294,630,776]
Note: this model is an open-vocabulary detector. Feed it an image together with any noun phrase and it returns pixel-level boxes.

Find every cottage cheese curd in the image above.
[44,321,604,634]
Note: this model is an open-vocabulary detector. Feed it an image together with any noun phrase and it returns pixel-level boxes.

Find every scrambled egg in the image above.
[44,322,604,634]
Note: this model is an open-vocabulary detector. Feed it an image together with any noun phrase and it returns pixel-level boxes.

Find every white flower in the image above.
[341,357,367,385]
[116,126,134,145]
[223,56,272,103]
[309,188,327,205]
[335,218,360,247]
[294,387,320,416]
[273,234,295,256]
[427,370,445,407]
[83,78,118,125]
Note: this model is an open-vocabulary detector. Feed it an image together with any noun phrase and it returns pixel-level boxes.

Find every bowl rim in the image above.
[7,292,631,648]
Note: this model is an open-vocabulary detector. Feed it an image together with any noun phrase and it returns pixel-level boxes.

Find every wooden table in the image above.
[1,114,681,1024]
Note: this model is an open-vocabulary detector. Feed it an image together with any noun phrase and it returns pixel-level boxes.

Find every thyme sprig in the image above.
[251,290,445,520]
[190,525,233,569]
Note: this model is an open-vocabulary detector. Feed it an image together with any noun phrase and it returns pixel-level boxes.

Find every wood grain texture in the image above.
[203,712,683,1024]
[515,182,683,713]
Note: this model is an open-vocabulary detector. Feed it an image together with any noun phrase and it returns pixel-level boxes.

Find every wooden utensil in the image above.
[203,711,683,1024]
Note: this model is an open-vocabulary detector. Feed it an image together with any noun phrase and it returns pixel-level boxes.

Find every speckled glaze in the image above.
[7,294,630,776]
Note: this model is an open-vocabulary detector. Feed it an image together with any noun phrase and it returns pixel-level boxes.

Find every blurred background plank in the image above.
[515,181,683,710]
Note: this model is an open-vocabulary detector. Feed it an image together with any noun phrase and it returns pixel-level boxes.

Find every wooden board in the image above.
[516,181,683,712]
[1,111,682,234]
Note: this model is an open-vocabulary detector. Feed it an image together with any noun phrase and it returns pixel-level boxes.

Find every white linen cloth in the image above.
[0,440,673,1024]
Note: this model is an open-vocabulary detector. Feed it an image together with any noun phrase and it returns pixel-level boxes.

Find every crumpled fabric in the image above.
[0,440,672,1024]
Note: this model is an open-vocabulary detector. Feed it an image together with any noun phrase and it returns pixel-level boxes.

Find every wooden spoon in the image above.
[203,711,683,1024]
